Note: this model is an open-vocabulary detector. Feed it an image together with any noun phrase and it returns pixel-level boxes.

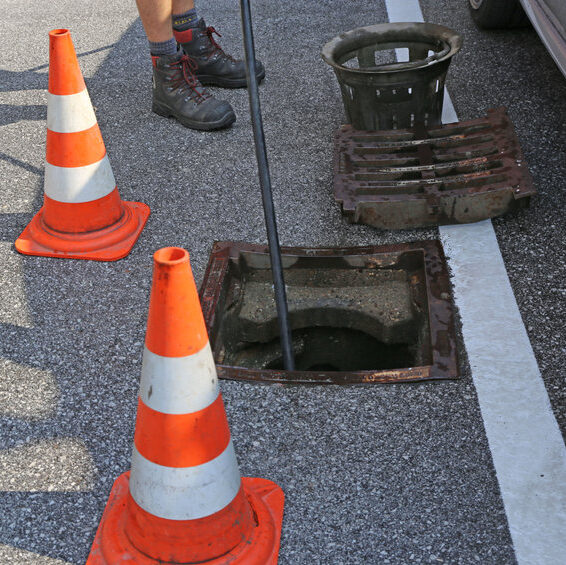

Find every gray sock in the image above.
[172,8,199,31]
[149,37,178,57]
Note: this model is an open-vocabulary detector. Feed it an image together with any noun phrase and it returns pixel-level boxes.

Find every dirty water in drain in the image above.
[228,326,416,372]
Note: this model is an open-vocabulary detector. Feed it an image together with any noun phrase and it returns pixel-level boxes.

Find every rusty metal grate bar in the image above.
[334,107,536,229]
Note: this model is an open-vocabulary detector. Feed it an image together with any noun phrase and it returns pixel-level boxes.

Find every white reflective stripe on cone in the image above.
[139,343,219,415]
[47,90,98,133]
[129,441,241,520]
[44,155,116,203]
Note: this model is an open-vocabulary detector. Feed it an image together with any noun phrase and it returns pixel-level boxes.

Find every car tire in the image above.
[468,0,530,29]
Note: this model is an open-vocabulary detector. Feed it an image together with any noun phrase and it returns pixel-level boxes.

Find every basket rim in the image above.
[321,22,463,75]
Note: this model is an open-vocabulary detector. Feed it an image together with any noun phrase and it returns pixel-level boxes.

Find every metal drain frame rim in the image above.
[199,239,459,385]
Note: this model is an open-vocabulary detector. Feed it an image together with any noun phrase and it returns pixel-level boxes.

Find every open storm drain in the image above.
[334,107,536,229]
[199,240,458,384]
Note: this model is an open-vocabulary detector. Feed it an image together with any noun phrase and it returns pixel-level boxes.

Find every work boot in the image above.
[177,19,265,88]
[151,50,236,130]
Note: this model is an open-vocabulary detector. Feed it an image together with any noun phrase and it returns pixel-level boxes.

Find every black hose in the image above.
[239,0,295,371]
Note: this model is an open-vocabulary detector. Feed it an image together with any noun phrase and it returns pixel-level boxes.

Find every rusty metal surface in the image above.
[199,240,458,385]
[333,107,536,229]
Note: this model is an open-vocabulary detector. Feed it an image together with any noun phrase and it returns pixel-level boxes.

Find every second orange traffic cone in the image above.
[15,29,149,261]
[87,247,284,564]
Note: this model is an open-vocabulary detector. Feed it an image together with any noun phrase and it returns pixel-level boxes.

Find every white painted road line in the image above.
[385,1,566,564]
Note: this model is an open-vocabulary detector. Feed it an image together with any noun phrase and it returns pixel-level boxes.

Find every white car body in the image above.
[520,0,566,75]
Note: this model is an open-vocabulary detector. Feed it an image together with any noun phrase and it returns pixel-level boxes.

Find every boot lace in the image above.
[205,26,236,62]
[169,54,211,103]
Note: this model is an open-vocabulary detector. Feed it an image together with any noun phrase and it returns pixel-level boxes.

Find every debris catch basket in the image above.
[322,23,462,130]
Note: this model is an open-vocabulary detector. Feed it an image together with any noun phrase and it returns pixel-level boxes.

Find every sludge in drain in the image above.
[199,240,458,384]
[233,327,417,372]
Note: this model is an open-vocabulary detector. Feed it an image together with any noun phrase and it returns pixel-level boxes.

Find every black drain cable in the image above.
[240,0,295,371]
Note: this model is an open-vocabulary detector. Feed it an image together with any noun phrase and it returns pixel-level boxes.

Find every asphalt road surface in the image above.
[0,0,564,563]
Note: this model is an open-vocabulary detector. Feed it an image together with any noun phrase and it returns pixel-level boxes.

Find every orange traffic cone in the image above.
[15,29,149,261]
[87,247,284,564]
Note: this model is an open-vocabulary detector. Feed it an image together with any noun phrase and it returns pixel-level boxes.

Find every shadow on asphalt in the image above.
[0,20,146,564]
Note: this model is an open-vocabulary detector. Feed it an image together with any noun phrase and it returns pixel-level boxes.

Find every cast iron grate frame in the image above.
[334,107,536,229]
[199,240,458,385]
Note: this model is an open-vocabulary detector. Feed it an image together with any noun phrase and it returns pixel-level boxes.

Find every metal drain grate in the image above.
[334,107,536,229]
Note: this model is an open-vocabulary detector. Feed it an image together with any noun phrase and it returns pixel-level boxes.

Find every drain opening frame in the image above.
[199,240,459,385]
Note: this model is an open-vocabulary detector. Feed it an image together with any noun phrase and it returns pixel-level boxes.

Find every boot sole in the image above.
[152,101,236,131]
[197,70,266,89]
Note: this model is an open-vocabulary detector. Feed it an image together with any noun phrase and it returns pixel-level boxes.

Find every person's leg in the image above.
[136,0,176,50]
[173,2,265,88]
[172,0,195,15]
[135,0,235,130]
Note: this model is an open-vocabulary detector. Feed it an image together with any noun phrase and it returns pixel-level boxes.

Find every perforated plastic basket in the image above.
[322,23,462,130]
